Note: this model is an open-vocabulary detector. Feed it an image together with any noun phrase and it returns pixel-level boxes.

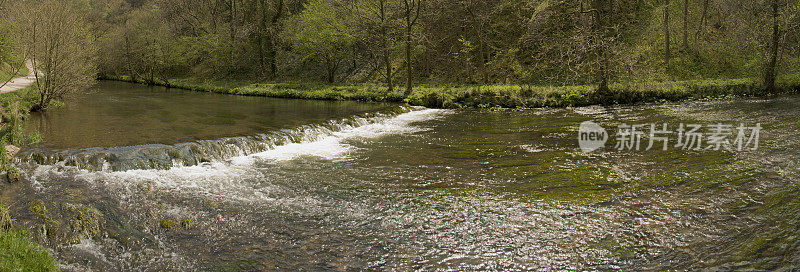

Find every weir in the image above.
[17,106,424,172]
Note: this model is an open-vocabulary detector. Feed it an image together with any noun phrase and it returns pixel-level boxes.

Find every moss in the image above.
[181,220,193,229]
[493,164,624,204]
[166,148,182,158]
[159,217,193,230]
[28,200,48,219]
[5,167,20,183]
[592,234,649,262]
[159,218,175,230]
[443,142,514,159]
[65,204,102,238]
[487,151,573,168]
[0,204,14,232]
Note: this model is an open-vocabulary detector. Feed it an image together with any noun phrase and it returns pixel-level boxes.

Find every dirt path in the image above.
[0,60,38,94]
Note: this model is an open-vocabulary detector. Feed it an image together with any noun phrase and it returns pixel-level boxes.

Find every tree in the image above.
[682,0,689,49]
[378,0,396,91]
[693,0,709,53]
[0,19,26,88]
[8,0,96,111]
[402,0,422,95]
[664,0,671,70]
[286,0,356,83]
[347,0,401,91]
[590,0,613,93]
[763,0,779,91]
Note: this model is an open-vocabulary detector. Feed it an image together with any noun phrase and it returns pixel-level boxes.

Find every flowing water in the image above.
[3,81,800,271]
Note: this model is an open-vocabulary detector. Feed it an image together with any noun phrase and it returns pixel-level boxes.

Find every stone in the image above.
[5,145,20,158]
[6,171,19,183]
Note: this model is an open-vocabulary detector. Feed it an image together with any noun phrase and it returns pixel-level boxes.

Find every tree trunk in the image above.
[266,35,277,79]
[664,1,671,71]
[591,0,610,95]
[385,39,393,92]
[380,0,393,92]
[477,28,488,84]
[259,0,283,80]
[405,3,413,95]
[764,0,779,91]
[682,0,688,49]
[326,59,336,83]
[694,0,709,53]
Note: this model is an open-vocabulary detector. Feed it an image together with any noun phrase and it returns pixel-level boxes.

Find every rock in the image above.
[5,145,20,158]
[6,171,20,183]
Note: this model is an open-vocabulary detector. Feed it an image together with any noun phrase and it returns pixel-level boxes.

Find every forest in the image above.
[2,1,800,271]
[2,0,797,107]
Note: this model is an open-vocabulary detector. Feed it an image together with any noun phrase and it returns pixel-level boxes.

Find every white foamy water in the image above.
[26,108,449,204]
[236,108,445,163]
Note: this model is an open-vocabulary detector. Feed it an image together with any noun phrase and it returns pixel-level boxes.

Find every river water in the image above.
[3,81,800,270]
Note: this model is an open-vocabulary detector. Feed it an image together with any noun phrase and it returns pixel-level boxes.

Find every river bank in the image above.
[100,74,800,109]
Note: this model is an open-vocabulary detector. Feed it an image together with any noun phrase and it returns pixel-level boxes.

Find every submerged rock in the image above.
[6,170,20,183]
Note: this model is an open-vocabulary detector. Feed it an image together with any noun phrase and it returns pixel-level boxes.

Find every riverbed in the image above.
[4,81,800,270]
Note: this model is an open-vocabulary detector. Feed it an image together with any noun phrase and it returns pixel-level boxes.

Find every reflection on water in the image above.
[6,85,800,270]
[25,81,391,149]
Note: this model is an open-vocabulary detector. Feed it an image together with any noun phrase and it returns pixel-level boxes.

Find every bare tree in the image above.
[380,0,395,91]
[255,0,284,80]
[693,0,709,53]
[664,0,671,70]
[402,0,422,95]
[9,0,96,111]
[683,0,689,49]
[764,0,779,91]
[589,0,612,93]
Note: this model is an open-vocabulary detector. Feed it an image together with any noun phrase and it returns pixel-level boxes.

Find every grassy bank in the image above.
[0,204,58,272]
[0,85,38,111]
[100,74,800,109]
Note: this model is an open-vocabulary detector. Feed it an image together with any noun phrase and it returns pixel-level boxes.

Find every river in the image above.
[3,81,800,270]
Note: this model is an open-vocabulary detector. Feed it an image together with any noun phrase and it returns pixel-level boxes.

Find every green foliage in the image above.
[285,0,356,64]
[0,203,58,272]
[7,0,97,111]
[86,0,800,90]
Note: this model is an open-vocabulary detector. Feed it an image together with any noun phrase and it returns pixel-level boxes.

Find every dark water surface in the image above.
[4,82,800,271]
[26,81,390,149]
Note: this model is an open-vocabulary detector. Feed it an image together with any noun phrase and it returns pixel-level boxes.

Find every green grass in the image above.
[0,204,58,272]
[0,230,59,272]
[0,85,39,112]
[100,74,800,109]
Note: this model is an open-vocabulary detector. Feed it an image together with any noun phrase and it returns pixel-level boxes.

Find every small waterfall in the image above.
[16,106,422,172]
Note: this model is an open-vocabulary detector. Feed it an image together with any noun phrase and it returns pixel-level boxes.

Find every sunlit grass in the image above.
[101,73,800,109]
[0,203,58,272]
